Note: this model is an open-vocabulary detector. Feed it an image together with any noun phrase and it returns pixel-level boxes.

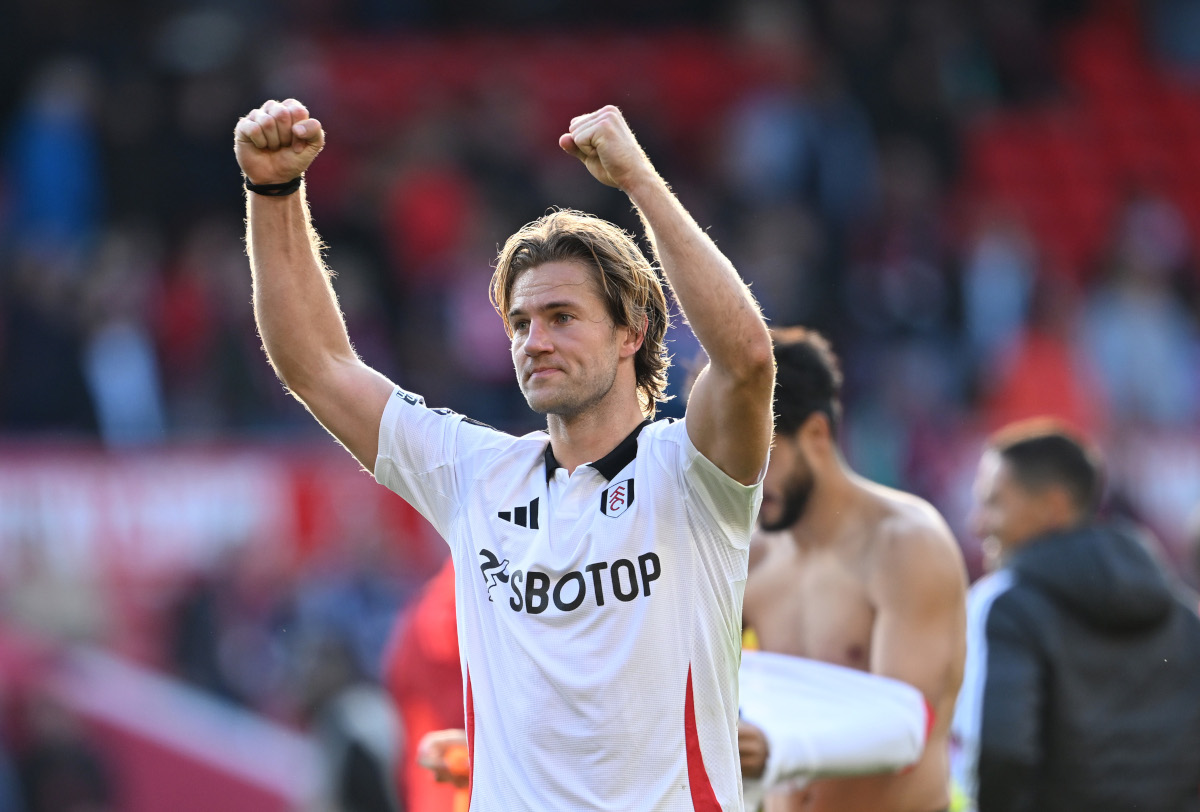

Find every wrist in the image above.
[619,168,666,202]
[245,175,303,196]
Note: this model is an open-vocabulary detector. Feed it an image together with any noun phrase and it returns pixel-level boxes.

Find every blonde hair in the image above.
[490,209,671,416]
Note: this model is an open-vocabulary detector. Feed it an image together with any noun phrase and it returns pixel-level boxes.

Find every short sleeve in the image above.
[673,418,764,552]
[374,386,505,538]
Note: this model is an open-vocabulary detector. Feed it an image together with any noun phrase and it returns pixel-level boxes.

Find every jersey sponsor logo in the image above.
[394,388,424,407]
[497,497,539,529]
[600,478,635,518]
[478,549,511,602]
[398,392,497,430]
[492,551,662,615]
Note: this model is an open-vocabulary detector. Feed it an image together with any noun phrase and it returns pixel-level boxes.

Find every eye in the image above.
[513,319,529,332]
[555,313,573,324]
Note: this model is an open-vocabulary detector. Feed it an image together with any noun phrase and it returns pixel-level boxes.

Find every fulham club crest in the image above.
[600,478,635,518]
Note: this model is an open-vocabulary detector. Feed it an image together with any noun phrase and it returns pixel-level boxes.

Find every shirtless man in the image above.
[740,328,966,812]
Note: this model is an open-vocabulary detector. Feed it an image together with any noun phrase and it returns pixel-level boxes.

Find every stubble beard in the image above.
[760,468,816,532]
[521,357,620,421]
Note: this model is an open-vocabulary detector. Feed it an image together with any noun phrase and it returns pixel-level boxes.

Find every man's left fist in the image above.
[559,105,655,191]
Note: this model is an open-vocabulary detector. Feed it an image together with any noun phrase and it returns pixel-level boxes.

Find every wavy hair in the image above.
[490,209,671,417]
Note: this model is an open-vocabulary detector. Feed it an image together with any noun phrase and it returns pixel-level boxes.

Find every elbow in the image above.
[273,364,315,405]
[269,351,350,402]
[737,331,775,387]
[264,351,311,395]
[276,367,309,399]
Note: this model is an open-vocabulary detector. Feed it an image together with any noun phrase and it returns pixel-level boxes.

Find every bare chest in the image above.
[744,551,875,670]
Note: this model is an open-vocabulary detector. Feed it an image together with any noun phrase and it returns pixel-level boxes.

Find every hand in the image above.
[559,105,655,191]
[416,728,470,788]
[234,98,325,185]
[739,721,769,779]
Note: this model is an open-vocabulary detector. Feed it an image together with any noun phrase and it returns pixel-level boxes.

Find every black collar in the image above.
[544,420,651,482]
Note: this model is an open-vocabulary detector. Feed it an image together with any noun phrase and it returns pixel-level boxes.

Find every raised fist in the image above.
[234,99,324,185]
[559,105,655,191]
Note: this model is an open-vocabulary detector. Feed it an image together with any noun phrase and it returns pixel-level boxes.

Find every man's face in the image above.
[759,432,816,532]
[970,451,1054,558]
[508,261,624,418]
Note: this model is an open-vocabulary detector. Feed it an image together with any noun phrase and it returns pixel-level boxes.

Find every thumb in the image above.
[559,132,583,159]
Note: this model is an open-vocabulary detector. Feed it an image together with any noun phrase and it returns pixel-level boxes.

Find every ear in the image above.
[799,411,833,449]
[618,315,648,360]
[1043,485,1083,529]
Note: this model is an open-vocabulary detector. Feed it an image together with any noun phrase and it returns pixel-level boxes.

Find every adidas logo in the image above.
[498,497,540,529]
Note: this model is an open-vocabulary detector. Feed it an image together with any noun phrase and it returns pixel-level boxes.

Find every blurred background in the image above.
[1,0,1199,809]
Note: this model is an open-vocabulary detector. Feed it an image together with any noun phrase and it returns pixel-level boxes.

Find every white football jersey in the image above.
[375,386,761,811]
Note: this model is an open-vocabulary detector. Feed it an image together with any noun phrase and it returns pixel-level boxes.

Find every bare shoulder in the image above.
[859,480,965,594]
[747,528,789,576]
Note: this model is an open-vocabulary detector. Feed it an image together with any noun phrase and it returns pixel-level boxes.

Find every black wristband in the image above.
[244,176,303,196]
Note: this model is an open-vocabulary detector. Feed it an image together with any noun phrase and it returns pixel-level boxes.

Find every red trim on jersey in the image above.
[684,666,722,812]
[466,669,475,807]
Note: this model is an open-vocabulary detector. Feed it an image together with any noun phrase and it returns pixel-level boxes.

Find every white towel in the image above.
[739,650,930,810]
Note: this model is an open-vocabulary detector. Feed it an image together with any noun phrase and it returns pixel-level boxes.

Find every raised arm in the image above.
[235,99,395,471]
[560,106,774,484]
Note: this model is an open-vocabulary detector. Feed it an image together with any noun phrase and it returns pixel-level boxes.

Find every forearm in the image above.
[246,186,357,394]
[624,174,771,375]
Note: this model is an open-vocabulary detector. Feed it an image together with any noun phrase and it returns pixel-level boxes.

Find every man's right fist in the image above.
[416,728,470,788]
[234,99,324,186]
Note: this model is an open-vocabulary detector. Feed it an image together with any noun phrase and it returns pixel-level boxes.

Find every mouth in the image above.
[527,368,562,382]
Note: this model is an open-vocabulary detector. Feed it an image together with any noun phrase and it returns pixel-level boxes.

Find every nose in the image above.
[523,319,553,355]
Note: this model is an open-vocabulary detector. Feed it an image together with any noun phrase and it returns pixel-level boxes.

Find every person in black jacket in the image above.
[951,418,1200,812]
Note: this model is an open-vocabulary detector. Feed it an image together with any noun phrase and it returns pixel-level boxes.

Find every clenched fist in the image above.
[739,720,769,779]
[559,105,656,191]
[416,728,470,788]
[234,99,325,185]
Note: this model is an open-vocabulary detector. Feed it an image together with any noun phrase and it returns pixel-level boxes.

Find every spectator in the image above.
[297,632,403,812]
[961,207,1035,364]
[981,276,1107,435]
[15,695,117,812]
[383,559,463,812]
[79,224,167,447]
[952,418,1200,812]
[4,58,102,267]
[1079,193,1200,426]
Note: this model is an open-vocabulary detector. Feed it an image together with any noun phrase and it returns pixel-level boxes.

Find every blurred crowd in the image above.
[7,0,1199,457]
[4,0,1200,809]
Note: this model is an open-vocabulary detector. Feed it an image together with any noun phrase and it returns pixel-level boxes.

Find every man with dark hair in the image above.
[739,327,967,812]
[953,418,1200,812]
[235,99,773,810]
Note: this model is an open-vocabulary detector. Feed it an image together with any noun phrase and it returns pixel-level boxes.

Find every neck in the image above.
[546,396,646,475]
[788,459,860,548]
